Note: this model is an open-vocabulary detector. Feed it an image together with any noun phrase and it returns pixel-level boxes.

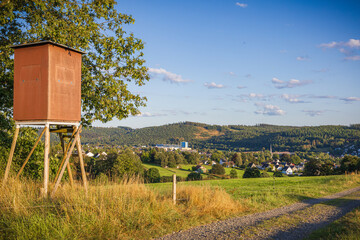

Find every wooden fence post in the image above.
[173,174,176,204]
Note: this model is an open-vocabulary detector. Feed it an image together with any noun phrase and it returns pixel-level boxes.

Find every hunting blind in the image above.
[3,41,88,197]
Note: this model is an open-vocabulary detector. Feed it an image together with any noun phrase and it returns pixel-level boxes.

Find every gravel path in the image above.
[157,186,360,240]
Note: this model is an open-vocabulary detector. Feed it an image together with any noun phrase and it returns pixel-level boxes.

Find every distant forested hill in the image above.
[81,122,360,153]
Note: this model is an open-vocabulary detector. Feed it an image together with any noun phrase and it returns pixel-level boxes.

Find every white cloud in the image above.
[281,94,306,103]
[228,72,236,76]
[344,55,360,61]
[204,82,225,89]
[235,2,248,8]
[249,93,264,98]
[319,41,339,48]
[346,39,360,48]
[238,93,275,102]
[296,56,309,61]
[308,95,337,99]
[340,97,360,102]
[136,112,166,117]
[255,103,285,116]
[148,67,192,83]
[272,77,312,89]
[237,85,246,89]
[303,110,325,117]
[319,39,360,61]
[271,77,283,84]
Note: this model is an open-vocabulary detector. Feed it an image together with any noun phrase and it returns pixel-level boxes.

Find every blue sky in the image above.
[95,0,360,128]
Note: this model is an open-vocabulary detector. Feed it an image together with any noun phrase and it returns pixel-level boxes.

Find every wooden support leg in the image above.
[54,129,76,182]
[76,128,88,194]
[16,127,47,179]
[51,126,82,198]
[43,124,50,197]
[60,133,74,187]
[2,125,20,186]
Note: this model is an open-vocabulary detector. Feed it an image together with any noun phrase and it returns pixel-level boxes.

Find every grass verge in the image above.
[1,174,360,239]
[306,207,360,240]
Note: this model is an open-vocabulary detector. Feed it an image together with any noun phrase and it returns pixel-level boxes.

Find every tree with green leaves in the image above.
[280,153,291,163]
[340,155,360,173]
[272,153,280,160]
[0,0,149,127]
[231,153,242,166]
[211,150,223,163]
[210,163,225,175]
[182,152,199,165]
[304,158,322,176]
[112,149,144,179]
[243,167,261,178]
[229,169,237,178]
[186,172,202,181]
[154,152,168,167]
[290,154,301,165]
[167,152,176,168]
[144,168,160,183]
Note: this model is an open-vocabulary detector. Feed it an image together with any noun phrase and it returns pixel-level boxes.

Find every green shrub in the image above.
[243,167,261,178]
[187,172,202,181]
[159,175,183,183]
[210,164,225,175]
[95,173,109,184]
[144,168,160,183]
[176,176,183,182]
[160,176,173,183]
[260,172,270,178]
[273,171,284,177]
[230,169,238,178]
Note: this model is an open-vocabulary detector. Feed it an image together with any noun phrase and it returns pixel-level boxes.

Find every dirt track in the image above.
[157,186,360,240]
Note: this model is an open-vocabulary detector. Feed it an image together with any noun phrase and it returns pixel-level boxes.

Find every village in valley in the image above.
[77,135,358,183]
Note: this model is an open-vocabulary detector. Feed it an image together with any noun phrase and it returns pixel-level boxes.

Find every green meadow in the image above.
[142,163,245,180]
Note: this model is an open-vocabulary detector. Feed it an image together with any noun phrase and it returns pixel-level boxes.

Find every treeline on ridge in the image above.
[80,122,360,154]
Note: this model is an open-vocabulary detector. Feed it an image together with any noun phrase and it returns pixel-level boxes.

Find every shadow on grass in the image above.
[305,207,360,240]
[263,190,360,240]
[268,198,360,240]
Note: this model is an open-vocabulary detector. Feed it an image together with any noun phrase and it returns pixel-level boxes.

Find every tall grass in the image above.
[0,178,244,239]
[1,174,360,239]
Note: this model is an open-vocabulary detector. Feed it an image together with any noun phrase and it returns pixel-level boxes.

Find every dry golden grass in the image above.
[2,174,360,239]
[0,177,245,239]
[176,185,245,219]
[193,126,224,140]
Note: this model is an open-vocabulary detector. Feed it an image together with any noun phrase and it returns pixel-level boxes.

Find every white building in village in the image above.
[155,141,191,151]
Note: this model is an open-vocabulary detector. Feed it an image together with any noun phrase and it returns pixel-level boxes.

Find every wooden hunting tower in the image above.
[11,41,83,123]
[3,41,87,197]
